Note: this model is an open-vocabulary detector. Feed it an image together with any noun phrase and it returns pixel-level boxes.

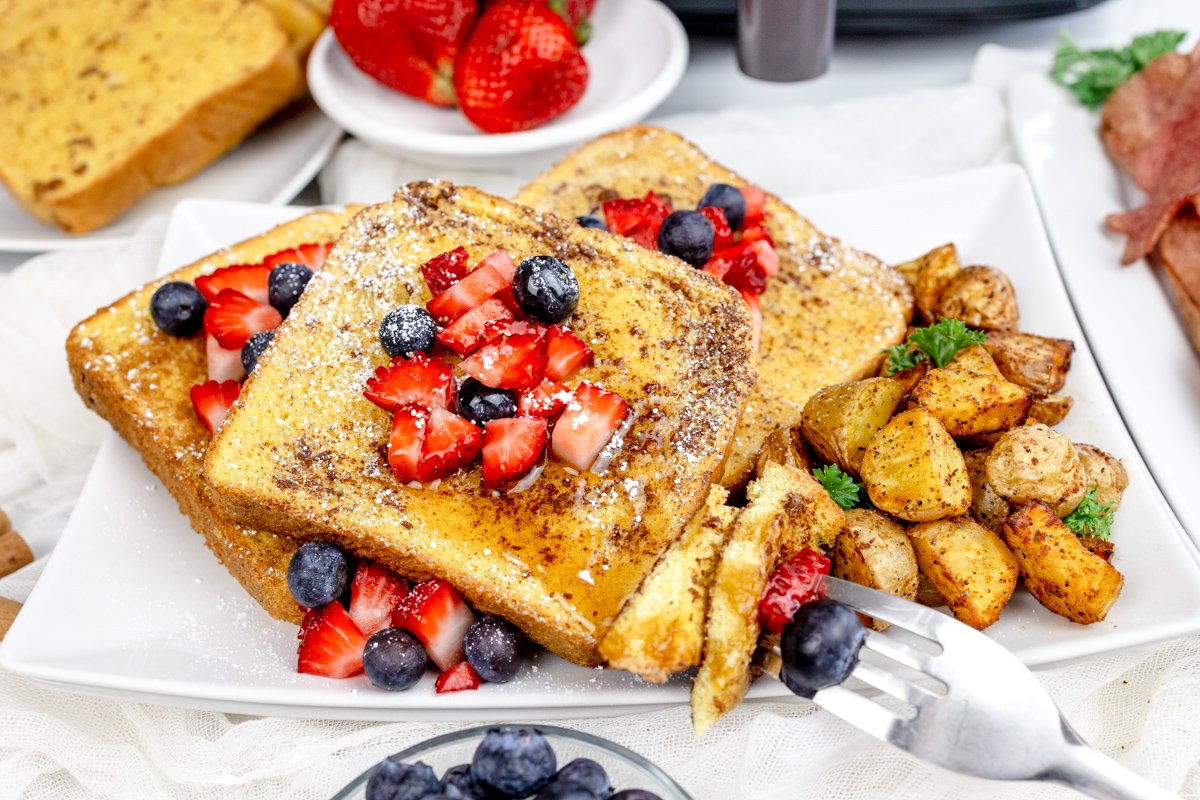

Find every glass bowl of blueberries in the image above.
[332,725,692,800]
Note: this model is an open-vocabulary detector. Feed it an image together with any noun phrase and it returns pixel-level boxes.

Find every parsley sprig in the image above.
[813,464,869,511]
[1051,30,1186,110]
[883,318,987,376]
[1062,488,1117,540]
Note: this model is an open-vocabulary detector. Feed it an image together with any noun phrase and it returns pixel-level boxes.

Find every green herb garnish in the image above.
[1051,30,1186,110]
[813,464,867,511]
[883,318,986,375]
[1062,488,1117,540]
[883,342,927,376]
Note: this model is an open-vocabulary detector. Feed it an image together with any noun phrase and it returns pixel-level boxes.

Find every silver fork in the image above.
[758,576,1178,800]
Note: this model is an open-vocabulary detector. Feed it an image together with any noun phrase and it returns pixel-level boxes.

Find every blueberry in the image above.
[576,215,607,231]
[471,728,557,798]
[366,758,440,800]
[268,261,313,318]
[552,759,611,799]
[241,330,274,374]
[363,628,428,691]
[457,379,517,427]
[150,281,207,337]
[698,183,747,231]
[380,305,438,358]
[780,597,866,698]
[286,541,349,609]
[536,782,598,800]
[463,617,521,683]
[656,210,714,268]
[609,792,662,800]
[442,764,487,799]
[512,256,579,325]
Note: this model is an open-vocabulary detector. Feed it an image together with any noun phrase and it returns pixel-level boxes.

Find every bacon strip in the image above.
[1157,216,1200,353]
[1100,51,1192,185]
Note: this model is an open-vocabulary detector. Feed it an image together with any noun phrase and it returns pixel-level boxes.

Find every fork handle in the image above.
[1049,741,1179,800]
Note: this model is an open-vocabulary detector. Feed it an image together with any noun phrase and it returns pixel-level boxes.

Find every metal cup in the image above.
[737,0,837,82]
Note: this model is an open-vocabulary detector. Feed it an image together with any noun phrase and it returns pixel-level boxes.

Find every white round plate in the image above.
[307,0,688,167]
[0,99,342,253]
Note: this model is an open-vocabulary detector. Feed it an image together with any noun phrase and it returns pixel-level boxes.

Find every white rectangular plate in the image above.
[5,169,1200,721]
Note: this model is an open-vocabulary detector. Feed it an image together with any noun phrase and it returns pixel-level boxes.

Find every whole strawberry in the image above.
[331,0,478,107]
[454,0,589,133]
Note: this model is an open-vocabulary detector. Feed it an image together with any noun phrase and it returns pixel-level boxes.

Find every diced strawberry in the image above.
[749,239,779,277]
[388,405,430,483]
[364,353,457,413]
[758,548,831,636]
[482,417,547,485]
[723,250,768,296]
[518,377,571,419]
[740,224,774,248]
[418,407,483,482]
[203,288,283,350]
[476,248,517,282]
[349,561,410,636]
[543,325,593,381]
[741,185,766,225]
[494,284,526,318]
[742,290,762,352]
[426,260,513,324]
[459,331,547,390]
[481,319,546,341]
[195,264,271,305]
[701,259,732,283]
[699,206,733,250]
[298,606,322,640]
[550,382,628,472]
[602,192,673,251]
[435,661,482,693]
[297,601,367,678]
[206,333,246,383]
[391,579,476,671]
[264,243,333,271]
[436,298,513,356]
[190,379,241,434]
[421,247,471,296]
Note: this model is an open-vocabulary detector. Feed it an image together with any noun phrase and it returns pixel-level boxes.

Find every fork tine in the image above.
[851,659,937,708]
[861,629,937,674]
[811,684,906,744]
[822,576,951,640]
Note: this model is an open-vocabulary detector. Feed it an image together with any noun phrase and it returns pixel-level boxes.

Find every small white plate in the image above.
[1008,70,1200,549]
[306,0,688,168]
[0,100,342,253]
[5,167,1200,721]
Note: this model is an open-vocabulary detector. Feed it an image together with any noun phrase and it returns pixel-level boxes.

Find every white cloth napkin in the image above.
[3,48,1200,800]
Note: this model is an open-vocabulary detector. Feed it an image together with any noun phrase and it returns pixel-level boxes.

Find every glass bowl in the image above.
[331,724,693,800]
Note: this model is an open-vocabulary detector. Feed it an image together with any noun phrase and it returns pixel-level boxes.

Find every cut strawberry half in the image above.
[699,206,733,250]
[264,243,332,271]
[602,192,672,251]
[206,333,246,383]
[297,601,367,678]
[481,319,546,342]
[190,379,241,434]
[758,548,831,636]
[391,579,476,671]
[518,377,571,419]
[418,408,483,482]
[388,405,430,483]
[742,290,762,352]
[349,561,410,636]
[195,264,270,305]
[298,606,322,640]
[741,185,766,225]
[459,331,548,390]
[482,417,548,485]
[435,661,482,693]
[426,259,513,324]
[203,288,283,350]
[364,353,458,413]
[550,382,628,472]
[543,325,593,382]
[421,247,471,296]
[436,298,513,356]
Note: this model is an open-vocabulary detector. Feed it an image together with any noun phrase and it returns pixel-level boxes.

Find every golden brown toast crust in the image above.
[203,182,758,666]
[66,208,361,623]
[515,126,915,490]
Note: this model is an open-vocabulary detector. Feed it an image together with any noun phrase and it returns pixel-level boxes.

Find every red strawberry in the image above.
[389,405,430,482]
[436,297,513,356]
[297,601,368,678]
[436,660,482,692]
[550,382,628,472]
[758,548,831,636]
[459,331,547,389]
[299,606,322,640]
[426,258,514,324]
[517,377,570,418]
[743,290,762,352]
[421,247,471,296]
[740,224,774,247]
[195,264,270,305]
[482,416,547,484]
[418,407,483,481]
[741,185,766,225]
[349,561,410,636]
[602,193,672,250]
[722,250,767,296]
[330,0,477,107]
[748,239,779,277]
[701,259,731,283]
[545,0,594,43]
[364,353,458,413]
[454,0,588,134]
[206,333,246,383]
[481,319,546,341]
[190,380,241,434]
[699,206,733,250]
[542,325,592,381]
[392,579,476,670]
[264,243,333,271]
[203,289,283,350]
[476,248,517,282]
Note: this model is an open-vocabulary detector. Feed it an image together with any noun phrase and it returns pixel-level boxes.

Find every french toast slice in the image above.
[515,126,914,490]
[202,182,758,666]
[66,208,361,624]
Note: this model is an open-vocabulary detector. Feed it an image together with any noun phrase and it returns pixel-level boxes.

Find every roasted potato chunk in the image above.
[915,571,946,607]
[1002,501,1124,624]
[912,244,963,324]
[1028,393,1074,426]
[907,516,1019,629]
[911,365,1032,437]
[861,408,972,522]
[833,509,918,630]
[936,266,1019,331]
[1075,443,1129,507]
[962,447,1010,534]
[946,344,1003,376]
[893,257,922,287]
[801,378,906,475]
[985,423,1087,517]
[755,426,810,478]
[982,331,1075,395]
